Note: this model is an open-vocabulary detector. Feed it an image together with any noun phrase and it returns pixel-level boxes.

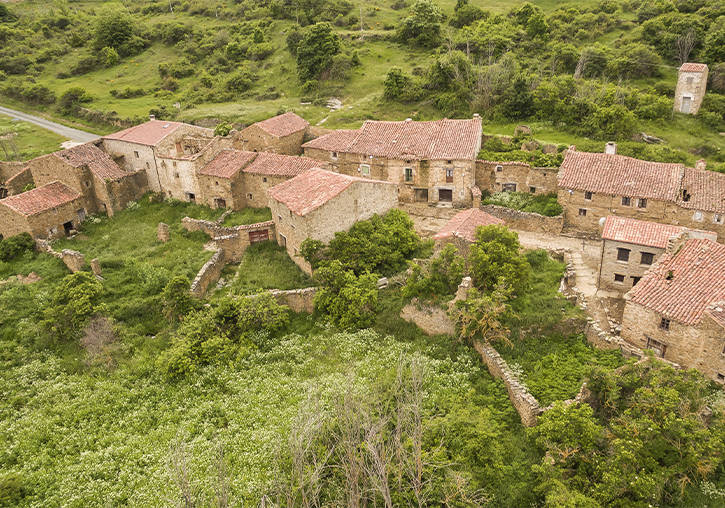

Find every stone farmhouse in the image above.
[433,208,503,253]
[236,112,309,155]
[621,237,725,384]
[197,150,320,209]
[558,146,725,240]
[597,216,716,295]
[674,63,708,115]
[476,160,558,196]
[302,117,483,207]
[0,181,85,239]
[268,168,398,274]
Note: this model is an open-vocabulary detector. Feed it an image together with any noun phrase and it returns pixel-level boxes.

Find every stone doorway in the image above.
[249,229,269,244]
[438,189,453,202]
[63,221,74,236]
[681,96,692,113]
[414,188,428,202]
[214,198,227,209]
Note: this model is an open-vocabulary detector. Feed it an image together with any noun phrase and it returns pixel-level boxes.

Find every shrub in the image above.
[483,192,563,216]
[296,22,341,82]
[43,272,105,341]
[402,244,465,302]
[450,288,510,344]
[397,0,445,48]
[58,87,92,114]
[468,225,530,297]
[161,275,196,322]
[314,260,378,329]
[0,233,34,261]
[213,122,232,136]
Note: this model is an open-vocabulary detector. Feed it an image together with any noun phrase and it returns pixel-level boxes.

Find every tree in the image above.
[468,225,530,297]
[383,67,410,100]
[57,87,92,115]
[0,232,34,261]
[450,4,486,28]
[44,272,105,341]
[403,244,464,302]
[93,8,135,52]
[450,288,510,344]
[502,76,534,119]
[296,22,341,82]
[397,0,445,48]
[702,17,725,63]
[314,260,378,329]
[213,122,232,137]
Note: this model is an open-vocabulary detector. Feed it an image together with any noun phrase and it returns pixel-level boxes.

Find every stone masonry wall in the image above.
[269,287,317,313]
[400,302,456,336]
[190,249,226,297]
[481,204,564,235]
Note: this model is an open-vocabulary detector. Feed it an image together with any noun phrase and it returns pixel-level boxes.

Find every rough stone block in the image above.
[90,258,102,277]
[157,222,170,243]
[61,249,85,272]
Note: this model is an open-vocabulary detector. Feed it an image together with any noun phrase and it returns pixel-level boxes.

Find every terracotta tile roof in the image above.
[103,120,184,146]
[433,208,504,243]
[0,181,80,216]
[253,112,309,138]
[558,150,683,201]
[679,63,708,73]
[678,167,725,213]
[53,143,128,181]
[243,152,319,177]
[302,118,482,160]
[601,216,715,249]
[198,150,257,179]
[707,302,725,329]
[627,239,725,325]
[269,168,394,216]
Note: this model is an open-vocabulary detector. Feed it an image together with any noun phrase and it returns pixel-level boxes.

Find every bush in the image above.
[58,87,92,114]
[402,244,464,302]
[397,0,445,48]
[314,260,378,329]
[483,192,563,216]
[296,22,341,82]
[0,233,34,261]
[213,121,232,136]
[43,272,105,342]
[468,225,530,297]
[161,275,196,322]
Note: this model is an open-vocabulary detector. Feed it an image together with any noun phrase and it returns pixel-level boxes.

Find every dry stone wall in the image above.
[190,249,226,297]
[481,204,564,235]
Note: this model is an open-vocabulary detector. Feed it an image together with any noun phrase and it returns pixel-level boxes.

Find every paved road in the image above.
[0,105,100,143]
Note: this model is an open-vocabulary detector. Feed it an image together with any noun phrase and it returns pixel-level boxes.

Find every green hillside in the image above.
[1,0,723,166]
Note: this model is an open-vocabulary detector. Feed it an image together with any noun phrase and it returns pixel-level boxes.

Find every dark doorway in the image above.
[186,192,196,203]
[214,198,227,209]
[63,221,74,235]
[414,188,428,202]
[439,189,453,202]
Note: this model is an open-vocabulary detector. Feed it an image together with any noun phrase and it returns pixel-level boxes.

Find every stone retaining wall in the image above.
[190,249,226,297]
[473,341,543,427]
[182,217,275,262]
[481,204,563,235]
[35,239,85,272]
[400,302,456,336]
[269,287,317,313]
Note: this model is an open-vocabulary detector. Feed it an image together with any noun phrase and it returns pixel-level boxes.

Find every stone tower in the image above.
[673,63,708,115]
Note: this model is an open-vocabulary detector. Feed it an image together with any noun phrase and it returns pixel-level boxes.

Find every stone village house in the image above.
[597,215,716,295]
[197,150,320,210]
[302,117,483,207]
[236,112,309,155]
[557,145,725,241]
[621,237,725,384]
[268,168,398,274]
[674,63,708,115]
[475,160,558,196]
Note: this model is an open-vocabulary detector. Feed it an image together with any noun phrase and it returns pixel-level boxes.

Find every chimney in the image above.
[405,118,412,122]
[473,113,480,118]
[696,159,706,171]
[605,142,616,155]
[149,114,156,121]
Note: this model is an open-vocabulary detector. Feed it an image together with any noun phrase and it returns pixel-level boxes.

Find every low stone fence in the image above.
[182,217,276,263]
[35,239,86,273]
[473,341,543,426]
[400,302,456,336]
[269,287,317,313]
[190,249,226,297]
[481,204,563,235]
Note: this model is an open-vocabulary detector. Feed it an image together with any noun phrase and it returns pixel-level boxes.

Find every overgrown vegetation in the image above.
[483,191,564,216]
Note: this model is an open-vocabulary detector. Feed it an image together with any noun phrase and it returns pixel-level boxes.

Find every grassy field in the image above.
[227,241,313,295]
[0,114,68,161]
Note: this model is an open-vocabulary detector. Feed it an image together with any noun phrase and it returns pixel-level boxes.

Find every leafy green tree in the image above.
[450,3,486,28]
[0,4,17,22]
[213,122,232,137]
[383,67,410,100]
[397,0,445,48]
[57,87,92,115]
[0,232,34,261]
[314,260,378,329]
[403,244,465,302]
[583,103,636,139]
[100,46,119,67]
[703,17,725,63]
[161,275,196,322]
[502,76,534,119]
[295,22,341,82]
[93,8,135,52]
[299,238,325,270]
[468,225,530,297]
[44,272,105,341]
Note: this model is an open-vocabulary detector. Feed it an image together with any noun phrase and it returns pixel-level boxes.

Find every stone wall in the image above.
[481,204,564,235]
[477,160,558,195]
[269,287,317,313]
[35,240,86,272]
[400,301,456,336]
[182,217,275,262]
[190,249,226,297]
[473,341,543,427]
[4,167,33,195]
[235,124,306,155]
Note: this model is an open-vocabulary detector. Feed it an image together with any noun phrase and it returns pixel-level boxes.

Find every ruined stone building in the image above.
[101,119,215,200]
[236,112,309,155]
[674,63,708,115]
[597,216,716,295]
[302,117,483,207]
[475,160,558,196]
[0,181,85,239]
[197,150,320,210]
[433,208,503,254]
[268,168,398,274]
[621,237,725,384]
[558,146,725,240]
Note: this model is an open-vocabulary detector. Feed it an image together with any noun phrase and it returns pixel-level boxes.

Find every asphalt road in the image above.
[0,105,100,143]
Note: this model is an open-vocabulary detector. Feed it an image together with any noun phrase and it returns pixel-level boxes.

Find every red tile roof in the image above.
[627,239,725,325]
[0,181,80,216]
[558,150,683,201]
[707,303,725,329]
[198,150,257,179]
[103,120,184,146]
[303,118,482,160]
[269,168,394,216]
[601,216,715,249]
[53,143,128,181]
[679,63,708,73]
[433,208,504,243]
[253,112,309,138]
[243,152,319,177]
[678,167,725,213]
